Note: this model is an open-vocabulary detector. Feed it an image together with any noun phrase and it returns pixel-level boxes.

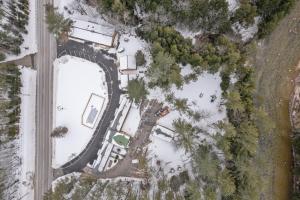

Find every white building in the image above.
[152,125,175,142]
[119,55,137,75]
[69,18,120,48]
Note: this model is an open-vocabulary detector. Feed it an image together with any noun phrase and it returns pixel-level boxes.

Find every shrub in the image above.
[0,53,6,61]
[51,126,68,137]
[135,50,146,66]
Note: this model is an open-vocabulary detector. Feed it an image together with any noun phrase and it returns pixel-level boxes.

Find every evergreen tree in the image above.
[127,78,148,103]
[147,51,182,90]
[45,3,73,39]
[173,118,196,152]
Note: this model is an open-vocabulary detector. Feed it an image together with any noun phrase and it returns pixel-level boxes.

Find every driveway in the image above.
[56,40,121,175]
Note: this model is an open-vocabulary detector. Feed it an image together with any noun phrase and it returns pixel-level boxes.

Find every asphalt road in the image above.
[34,0,56,199]
[57,41,121,174]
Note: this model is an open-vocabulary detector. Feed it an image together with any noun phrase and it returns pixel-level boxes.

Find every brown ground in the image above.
[251,2,300,199]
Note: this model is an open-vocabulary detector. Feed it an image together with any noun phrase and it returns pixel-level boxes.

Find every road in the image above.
[57,41,121,174]
[34,0,56,199]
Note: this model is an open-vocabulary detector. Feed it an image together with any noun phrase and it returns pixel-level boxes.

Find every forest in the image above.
[44,0,297,199]
[0,0,30,61]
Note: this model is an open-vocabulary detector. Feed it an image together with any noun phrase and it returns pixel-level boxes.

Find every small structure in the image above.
[69,18,120,48]
[152,125,175,142]
[155,106,170,117]
[119,103,141,137]
[82,93,105,129]
[112,132,130,148]
[119,55,137,75]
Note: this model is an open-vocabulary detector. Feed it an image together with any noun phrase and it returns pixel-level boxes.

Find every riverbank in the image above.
[250,2,300,199]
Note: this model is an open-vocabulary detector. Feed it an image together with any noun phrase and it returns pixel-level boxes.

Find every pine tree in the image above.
[127,78,148,103]
[45,4,73,39]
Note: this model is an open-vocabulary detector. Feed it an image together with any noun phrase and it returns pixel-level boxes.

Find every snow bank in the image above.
[52,55,108,168]
[18,66,36,200]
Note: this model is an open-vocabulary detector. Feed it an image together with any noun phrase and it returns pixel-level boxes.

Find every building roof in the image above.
[120,74,128,90]
[119,55,136,71]
[152,125,175,142]
[69,18,116,47]
[120,103,141,137]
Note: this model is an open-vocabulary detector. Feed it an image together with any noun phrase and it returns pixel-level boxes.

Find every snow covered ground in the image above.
[226,0,239,12]
[52,55,108,168]
[147,133,191,176]
[18,67,36,200]
[149,67,226,134]
[233,17,260,42]
[2,0,37,62]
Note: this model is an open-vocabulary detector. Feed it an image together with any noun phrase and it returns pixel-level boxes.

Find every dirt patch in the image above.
[250,1,300,199]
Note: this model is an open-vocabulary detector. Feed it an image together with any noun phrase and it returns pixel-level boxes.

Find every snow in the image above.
[147,133,190,175]
[120,103,141,137]
[2,0,37,62]
[226,0,239,12]
[115,32,151,67]
[149,69,226,134]
[70,18,117,47]
[120,74,129,90]
[115,98,132,131]
[97,142,114,172]
[174,26,202,44]
[18,66,36,200]
[52,55,108,168]
[233,17,260,42]
[152,125,175,143]
[119,55,137,71]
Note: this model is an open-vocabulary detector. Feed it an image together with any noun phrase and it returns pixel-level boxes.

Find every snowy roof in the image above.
[152,125,175,142]
[120,104,141,137]
[119,55,136,71]
[120,74,128,90]
[97,143,114,172]
[116,99,132,131]
[69,18,116,47]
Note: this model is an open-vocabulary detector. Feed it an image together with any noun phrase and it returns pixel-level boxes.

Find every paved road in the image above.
[34,0,56,199]
[57,40,121,174]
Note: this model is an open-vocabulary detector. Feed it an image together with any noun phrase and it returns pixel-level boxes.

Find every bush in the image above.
[135,50,146,66]
[51,126,68,137]
[0,53,6,61]
[127,78,148,103]
[170,175,181,191]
